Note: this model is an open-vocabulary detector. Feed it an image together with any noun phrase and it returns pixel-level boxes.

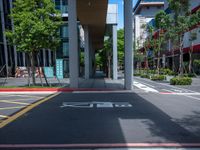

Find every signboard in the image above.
[56,59,64,79]
[44,67,54,78]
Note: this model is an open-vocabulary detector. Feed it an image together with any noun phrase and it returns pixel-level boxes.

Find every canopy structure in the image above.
[77,0,108,50]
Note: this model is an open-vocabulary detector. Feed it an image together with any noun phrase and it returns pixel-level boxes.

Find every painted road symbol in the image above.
[60,101,132,108]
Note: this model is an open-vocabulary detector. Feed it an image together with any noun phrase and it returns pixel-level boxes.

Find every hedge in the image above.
[170,77,192,85]
[140,74,150,79]
[151,75,165,81]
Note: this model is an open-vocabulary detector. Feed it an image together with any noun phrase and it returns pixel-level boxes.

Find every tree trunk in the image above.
[189,43,193,74]
[172,48,175,72]
[27,54,31,87]
[179,36,184,76]
[157,51,160,75]
[37,54,43,87]
[30,52,36,86]
[108,56,111,79]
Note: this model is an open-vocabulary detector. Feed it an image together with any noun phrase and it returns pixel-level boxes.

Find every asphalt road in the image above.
[0,93,51,121]
[0,78,200,149]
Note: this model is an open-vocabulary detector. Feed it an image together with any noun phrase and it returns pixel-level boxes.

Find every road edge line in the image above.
[0,92,60,129]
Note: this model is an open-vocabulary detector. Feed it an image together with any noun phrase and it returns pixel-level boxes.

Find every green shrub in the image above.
[194,59,200,67]
[170,77,192,85]
[134,73,141,76]
[140,74,150,79]
[160,68,175,75]
[151,75,165,81]
[183,73,196,78]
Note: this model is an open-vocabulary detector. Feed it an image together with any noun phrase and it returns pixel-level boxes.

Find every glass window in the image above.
[63,42,69,57]
[55,0,61,11]
[61,0,68,13]
[62,25,68,38]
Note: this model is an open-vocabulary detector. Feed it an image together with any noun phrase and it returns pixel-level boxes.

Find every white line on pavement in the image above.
[0,115,8,118]
[185,95,200,101]
[133,81,159,93]
[135,77,199,94]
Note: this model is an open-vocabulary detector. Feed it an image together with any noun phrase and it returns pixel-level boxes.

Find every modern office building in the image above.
[133,0,165,48]
[163,0,200,72]
[0,0,134,90]
[147,0,200,72]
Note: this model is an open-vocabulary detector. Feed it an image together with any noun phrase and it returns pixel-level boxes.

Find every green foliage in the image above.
[160,68,175,75]
[140,74,150,79]
[117,29,125,67]
[170,77,192,85]
[193,59,200,67]
[155,10,170,30]
[6,0,62,53]
[151,75,165,81]
[183,73,196,78]
[134,73,141,76]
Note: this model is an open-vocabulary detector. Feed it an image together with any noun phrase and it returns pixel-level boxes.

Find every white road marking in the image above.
[0,115,8,118]
[133,81,159,93]
[162,89,174,93]
[136,77,198,93]
[185,95,200,101]
[61,102,132,108]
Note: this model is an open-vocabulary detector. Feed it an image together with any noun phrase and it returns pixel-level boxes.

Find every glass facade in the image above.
[54,0,68,14]
[0,0,72,77]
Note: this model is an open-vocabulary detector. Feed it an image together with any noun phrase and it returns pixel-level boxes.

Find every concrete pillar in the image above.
[43,49,46,66]
[48,50,52,66]
[23,53,26,66]
[9,0,17,68]
[124,0,133,90]
[112,24,118,80]
[84,26,90,79]
[68,0,78,88]
[0,0,8,76]
[89,39,93,77]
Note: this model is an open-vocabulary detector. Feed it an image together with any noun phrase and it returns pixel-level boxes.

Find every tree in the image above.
[188,11,200,74]
[6,0,62,85]
[188,31,197,73]
[117,29,124,68]
[134,37,144,73]
[154,10,169,74]
[168,0,190,76]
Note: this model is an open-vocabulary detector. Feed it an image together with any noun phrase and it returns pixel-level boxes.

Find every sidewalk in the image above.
[0,77,125,91]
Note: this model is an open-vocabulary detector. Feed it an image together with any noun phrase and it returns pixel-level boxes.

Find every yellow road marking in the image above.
[0,100,30,105]
[0,94,44,99]
[0,99,34,101]
[0,93,59,128]
[0,115,8,118]
[0,106,24,110]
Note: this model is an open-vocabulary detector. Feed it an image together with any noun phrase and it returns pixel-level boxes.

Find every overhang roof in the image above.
[77,0,108,51]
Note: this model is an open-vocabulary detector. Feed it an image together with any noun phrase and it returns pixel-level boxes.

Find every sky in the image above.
[109,0,138,29]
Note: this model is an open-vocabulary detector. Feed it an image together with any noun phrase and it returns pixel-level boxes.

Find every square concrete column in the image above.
[112,24,118,80]
[124,0,133,90]
[48,50,52,66]
[43,49,46,66]
[89,39,93,77]
[84,26,90,79]
[68,0,79,88]
[9,0,17,68]
[0,0,8,76]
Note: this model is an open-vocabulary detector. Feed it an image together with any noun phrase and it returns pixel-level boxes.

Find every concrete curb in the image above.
[0,143,200,149]
[0,88,117,93]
